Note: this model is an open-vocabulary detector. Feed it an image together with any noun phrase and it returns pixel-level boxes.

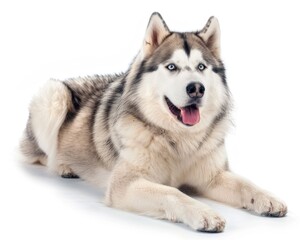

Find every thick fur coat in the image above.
[20,13,287,232]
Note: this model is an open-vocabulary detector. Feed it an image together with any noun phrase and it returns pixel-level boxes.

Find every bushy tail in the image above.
[20,79,73,170]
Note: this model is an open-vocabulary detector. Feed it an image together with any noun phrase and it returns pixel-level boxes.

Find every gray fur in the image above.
[19,13,287,232]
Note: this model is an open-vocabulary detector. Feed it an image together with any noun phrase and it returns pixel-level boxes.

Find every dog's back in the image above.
[20,74,122,179]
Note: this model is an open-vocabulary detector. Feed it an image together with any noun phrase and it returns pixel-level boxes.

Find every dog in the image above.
[20,12,287,232]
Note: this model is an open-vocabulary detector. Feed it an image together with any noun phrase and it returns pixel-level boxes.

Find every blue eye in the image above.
[198,63,206,71]
[166,63,177,71]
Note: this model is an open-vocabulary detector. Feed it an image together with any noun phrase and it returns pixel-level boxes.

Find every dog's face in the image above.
[134,13,228,131]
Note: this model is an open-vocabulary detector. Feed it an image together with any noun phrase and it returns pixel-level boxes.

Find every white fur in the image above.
[141,13,170,59]
[138,49,227,133]
[30,79,69,170]
[21,14,287,232]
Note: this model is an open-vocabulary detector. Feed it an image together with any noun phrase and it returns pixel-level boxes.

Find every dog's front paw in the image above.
[182,206,226,233]
[249,192,287,217]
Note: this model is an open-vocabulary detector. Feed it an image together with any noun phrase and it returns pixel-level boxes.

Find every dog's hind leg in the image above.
[20,121,48,166]
[59,164,79,179]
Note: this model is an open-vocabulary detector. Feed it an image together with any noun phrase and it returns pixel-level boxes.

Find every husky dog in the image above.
[20,13,287,232]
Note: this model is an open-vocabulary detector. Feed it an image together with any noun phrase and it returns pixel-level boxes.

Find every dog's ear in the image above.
[142,12,170,58]
[198,17,221,58]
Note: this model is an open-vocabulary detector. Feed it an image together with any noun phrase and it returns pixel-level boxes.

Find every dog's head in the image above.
[128,13,229,131]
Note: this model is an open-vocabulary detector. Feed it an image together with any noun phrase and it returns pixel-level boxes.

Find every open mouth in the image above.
[165,97,200,126]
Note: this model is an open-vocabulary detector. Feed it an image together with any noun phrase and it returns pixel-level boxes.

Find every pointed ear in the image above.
[198,17,221,58]
[142,12,170,58]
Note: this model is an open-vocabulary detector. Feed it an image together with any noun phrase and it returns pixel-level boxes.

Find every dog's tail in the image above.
[20,79,73,170]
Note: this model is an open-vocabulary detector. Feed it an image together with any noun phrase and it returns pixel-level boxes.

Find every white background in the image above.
[0,0,299,239]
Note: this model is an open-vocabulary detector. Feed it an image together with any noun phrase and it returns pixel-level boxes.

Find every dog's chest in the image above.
[151,132,204,173]
[161,131,205,159]
[115,116,220,185]
[152,130,224,187]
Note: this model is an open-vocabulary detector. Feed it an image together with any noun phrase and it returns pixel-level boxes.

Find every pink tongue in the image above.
[180,107,200,125]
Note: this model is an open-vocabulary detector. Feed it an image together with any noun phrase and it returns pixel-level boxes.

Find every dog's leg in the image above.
[105,166,225,232]
[202,171,287,217]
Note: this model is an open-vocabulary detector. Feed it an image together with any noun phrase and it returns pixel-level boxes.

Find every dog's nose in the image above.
[186,82,205,99]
